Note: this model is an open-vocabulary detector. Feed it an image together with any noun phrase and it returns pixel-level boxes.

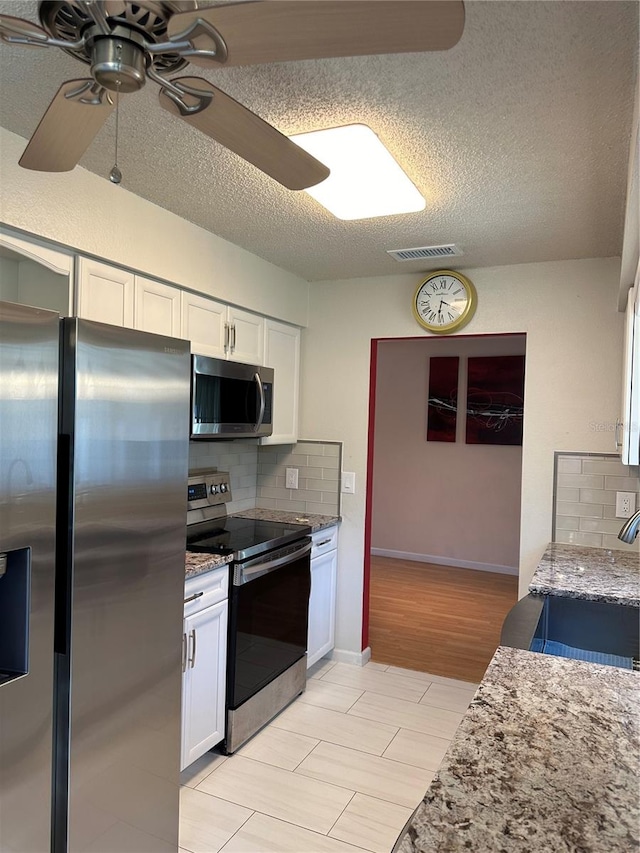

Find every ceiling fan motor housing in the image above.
[90,28,146,92]
[38,0,197,81]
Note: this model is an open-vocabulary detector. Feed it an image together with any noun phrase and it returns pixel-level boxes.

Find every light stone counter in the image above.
[529,542,640,606]
[230,508,340,534]
[395,646,640,853]
[185,551,232,580]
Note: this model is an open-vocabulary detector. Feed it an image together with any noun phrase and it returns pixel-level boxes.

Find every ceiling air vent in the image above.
[387,244,462,262]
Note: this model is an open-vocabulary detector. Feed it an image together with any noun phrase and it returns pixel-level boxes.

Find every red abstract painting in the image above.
[465,355,525,445]
[427,356,459,442]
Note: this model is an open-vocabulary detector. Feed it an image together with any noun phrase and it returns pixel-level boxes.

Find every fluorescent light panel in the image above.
[289,124,425,221]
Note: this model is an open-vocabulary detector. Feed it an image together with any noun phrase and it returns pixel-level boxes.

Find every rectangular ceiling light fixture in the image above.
[289,124,425,221]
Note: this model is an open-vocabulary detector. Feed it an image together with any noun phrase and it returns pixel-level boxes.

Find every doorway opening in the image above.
[363,333,525,683]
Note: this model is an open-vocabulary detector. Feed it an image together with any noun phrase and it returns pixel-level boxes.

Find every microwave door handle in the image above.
[254,372,265,432]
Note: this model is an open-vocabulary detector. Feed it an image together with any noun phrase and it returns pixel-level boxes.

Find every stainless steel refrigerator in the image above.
[0,301,190,852]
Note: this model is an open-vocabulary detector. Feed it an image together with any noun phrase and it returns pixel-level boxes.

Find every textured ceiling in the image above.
[0,1,638,282]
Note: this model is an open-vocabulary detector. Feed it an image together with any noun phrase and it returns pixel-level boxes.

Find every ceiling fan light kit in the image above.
[290,124,426,220]
[0,1,465,189]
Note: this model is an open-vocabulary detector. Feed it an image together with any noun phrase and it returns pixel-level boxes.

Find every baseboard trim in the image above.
[329,646,372,667]
[370,548,519,576]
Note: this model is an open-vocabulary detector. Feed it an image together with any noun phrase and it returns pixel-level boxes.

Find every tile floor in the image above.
[179,659,478,853]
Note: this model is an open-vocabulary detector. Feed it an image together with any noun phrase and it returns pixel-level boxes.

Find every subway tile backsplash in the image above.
[189,439,260,513]
[257,441,342,516]
[188,439,342,516]
[554,452,640,551]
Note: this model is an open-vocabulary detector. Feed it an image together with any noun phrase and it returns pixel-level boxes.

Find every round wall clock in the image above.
[412,270,477,334]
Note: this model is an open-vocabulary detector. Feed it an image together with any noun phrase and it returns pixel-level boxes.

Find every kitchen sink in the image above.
[501,594,639,669]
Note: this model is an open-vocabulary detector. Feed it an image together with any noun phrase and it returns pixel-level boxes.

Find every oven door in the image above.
[191,355,274,439]
[227,538,311,710]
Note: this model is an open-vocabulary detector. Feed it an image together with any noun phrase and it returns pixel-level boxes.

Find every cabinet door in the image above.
[134,275,181,337]
[76,257,134,327]
[307,549,337,668]
[181,292,227,358]
[181,599,228,771]
[621,276,640,465]
[261,319,300,445]
[228,306,264,364]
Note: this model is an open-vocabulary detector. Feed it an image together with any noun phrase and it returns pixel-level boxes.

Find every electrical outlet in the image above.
[615,491,637,519]
[341,471,356,494]
[285,467,299,489]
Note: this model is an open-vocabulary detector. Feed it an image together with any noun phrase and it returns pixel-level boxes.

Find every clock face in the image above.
[413,271,476,333]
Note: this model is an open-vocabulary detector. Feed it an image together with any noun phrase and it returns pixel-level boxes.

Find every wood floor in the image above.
[368,556,519,683]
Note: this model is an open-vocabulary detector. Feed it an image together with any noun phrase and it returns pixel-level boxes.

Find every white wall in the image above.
[0,128,309,326]
[372,335,525,573]
[300,258,624,657]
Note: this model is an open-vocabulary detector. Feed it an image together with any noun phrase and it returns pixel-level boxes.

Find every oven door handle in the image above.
[254,372,265,432]
[236,539,312,585]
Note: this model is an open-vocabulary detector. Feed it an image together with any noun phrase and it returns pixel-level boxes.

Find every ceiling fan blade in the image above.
[158,77,330,190]
[167,1,465,68]
[0,14,51,47]
[20,80,115,172]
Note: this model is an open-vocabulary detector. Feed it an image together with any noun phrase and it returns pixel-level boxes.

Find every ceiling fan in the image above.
[0,1,465,190]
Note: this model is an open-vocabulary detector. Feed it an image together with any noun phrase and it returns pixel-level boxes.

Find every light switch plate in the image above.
[342,471,356,494]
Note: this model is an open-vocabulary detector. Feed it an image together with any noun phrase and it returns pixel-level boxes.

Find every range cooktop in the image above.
[186,515,312,562]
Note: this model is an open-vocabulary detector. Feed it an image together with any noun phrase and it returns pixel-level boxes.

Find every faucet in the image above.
[618,509,640,544]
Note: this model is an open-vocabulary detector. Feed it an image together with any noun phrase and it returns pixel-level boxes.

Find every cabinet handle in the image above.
[189,629,197,668]
[182,632,187,673]
[315,538,332,547]
[224,322,230,352]
[231,324,236,352]
[184,591,204,604]
[615,419,623,450]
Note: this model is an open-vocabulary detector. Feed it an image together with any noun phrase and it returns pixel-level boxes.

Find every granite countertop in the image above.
[184,551,232,580]
[529,542,640,606]
[184,510,339,579]
[230,508,340,533]
[396,645,640,853]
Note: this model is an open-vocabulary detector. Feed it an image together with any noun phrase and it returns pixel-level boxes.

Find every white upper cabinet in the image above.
[227,306,264,365]
[262,319,300,445]
[620,269,640,465]
[0,229,72,315]
[77,257,135,328]
[181,291,227,358]
[135,275,181,337]
[182,293,264,364]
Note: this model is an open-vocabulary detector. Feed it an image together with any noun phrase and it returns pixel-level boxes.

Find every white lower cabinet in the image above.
[307,526,338,668]
[181,568,228,771]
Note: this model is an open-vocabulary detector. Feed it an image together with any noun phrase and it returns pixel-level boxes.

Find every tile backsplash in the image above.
[189,439,342,517]
[189,440,260,513]
[257,441,342,516]
[553,452,640,551]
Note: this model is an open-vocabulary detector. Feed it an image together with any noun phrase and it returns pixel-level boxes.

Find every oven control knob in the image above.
[210,485,218,495]
[219,483,228,493]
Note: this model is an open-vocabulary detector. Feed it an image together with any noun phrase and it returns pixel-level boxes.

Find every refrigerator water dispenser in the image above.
[0,547,30,686]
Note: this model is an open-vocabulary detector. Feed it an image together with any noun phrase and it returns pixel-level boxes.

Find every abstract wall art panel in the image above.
[427,356,459,442]
[466,355,525,445]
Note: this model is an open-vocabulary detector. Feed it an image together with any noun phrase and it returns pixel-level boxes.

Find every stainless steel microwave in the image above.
[190,355,274,439]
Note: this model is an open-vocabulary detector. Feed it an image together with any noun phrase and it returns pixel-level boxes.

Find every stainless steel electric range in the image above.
[186,469,312,753]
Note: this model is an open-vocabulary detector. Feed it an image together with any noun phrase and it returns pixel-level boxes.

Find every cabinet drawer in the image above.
[184,565,229,616]
[311,526,338,558]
